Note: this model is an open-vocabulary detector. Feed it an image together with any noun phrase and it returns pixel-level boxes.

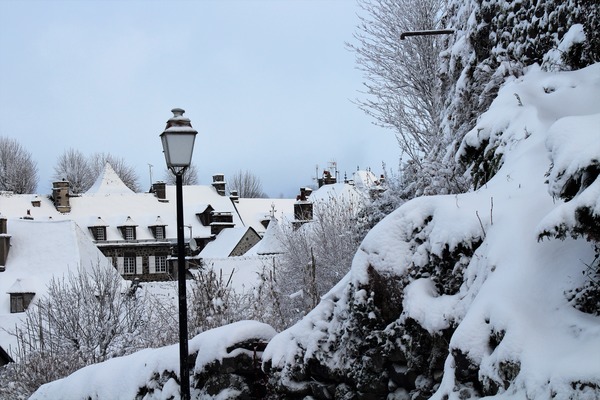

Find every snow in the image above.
[86,163,135,195]
[543,24,586,71]
[234,198,296,235]
[17,61,600,399]
[0,219,115,357]
[265,63,600,398]
[30,321,276,400]
[198,227,251,258]
[250,217,285,255]
[0,164,294,245]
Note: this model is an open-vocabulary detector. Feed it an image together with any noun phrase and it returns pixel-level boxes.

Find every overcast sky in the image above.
[0,0,399,198]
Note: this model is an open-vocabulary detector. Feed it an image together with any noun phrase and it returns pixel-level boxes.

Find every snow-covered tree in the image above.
[265,195,364,328]
[52,148,95,193]
[0,136,39,194]
[440,0,600,190]
[349,0,447,166]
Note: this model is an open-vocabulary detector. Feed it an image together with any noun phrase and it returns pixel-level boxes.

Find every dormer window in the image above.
[8,279,35,313]
[149,216,167,241]
[118,216,138,241]
[124,226,135,241]
[93,227,106,241]
[196,204,214,226]
[10,293,35,313]
[89,217,108,242]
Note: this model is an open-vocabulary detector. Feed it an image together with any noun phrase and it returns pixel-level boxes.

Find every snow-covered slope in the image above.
[264,63,600,399]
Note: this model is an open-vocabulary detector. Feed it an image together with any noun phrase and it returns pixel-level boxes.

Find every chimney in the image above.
[212,174,226,196]
[0,216,10,271]
[293,187,313,228]
[152,181,167,201]
[229,189,239,203]
[299,187,312,200]
[52,180,71,213]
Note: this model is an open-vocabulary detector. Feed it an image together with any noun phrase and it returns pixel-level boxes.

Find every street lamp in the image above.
[160,108,197,400]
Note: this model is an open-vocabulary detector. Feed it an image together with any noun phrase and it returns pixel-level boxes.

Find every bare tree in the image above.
[90,152,140,192]
[263,195,365,327]
[348,0,446,165]
[0,136,39,194]
[52,148,95,193]
[2,263,150,398]
[162,163,199,185]
[230,169,266,198]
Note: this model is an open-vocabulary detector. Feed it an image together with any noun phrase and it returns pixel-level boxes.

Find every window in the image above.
[10,293,34,313]
[124,226,135,241]
[123,256,136,275]
[10,295,24,313]
[154,226,165,240]
[155,255,167,273]
[95,227,106,241]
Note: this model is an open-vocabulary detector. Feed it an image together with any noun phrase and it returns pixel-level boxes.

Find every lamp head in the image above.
[160,108,198,175]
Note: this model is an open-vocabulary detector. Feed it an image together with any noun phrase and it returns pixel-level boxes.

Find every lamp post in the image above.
[160,108,197,400]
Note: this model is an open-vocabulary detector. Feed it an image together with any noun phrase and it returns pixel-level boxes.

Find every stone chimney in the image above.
[317,170,337,188]
[52,180,71,213]
[212,174,226,196]
[152,181,167,201]
[0,216,10,271]
[229,189,239,203]
[293,187,313,229]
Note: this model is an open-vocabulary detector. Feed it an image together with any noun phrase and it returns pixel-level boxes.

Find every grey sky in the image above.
[0,0,399,198]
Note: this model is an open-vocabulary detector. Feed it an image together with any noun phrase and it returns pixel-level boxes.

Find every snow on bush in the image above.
[29,320,276,400]
[264,63,600,399]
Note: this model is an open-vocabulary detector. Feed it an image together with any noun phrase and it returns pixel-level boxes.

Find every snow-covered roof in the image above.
[86,163,135,195]
[0,180,245,243]
[6,278,39,294]
[198,227,252,258]
[308,182,366,210]
[234,198,295,235]
[250,217,285,255]
[0,219,115,357]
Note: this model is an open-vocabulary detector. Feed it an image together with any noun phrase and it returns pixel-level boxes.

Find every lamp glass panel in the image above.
[161,132,196,167]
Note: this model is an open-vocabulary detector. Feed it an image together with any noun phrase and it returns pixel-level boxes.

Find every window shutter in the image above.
[149,256,156,274]
[136,256,143,275]
[117,257,124,275]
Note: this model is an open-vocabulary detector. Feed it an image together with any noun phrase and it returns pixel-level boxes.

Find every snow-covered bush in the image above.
[263,61,600,400]
[447,0,600,190]
[264,194,365,329]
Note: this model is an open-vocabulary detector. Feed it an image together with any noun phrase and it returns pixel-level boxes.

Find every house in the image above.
[0,162,382,284]
[0,165,299,282]
[0,218,116,361]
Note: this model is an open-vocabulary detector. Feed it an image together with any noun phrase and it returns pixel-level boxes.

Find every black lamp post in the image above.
[160,108,197,400]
